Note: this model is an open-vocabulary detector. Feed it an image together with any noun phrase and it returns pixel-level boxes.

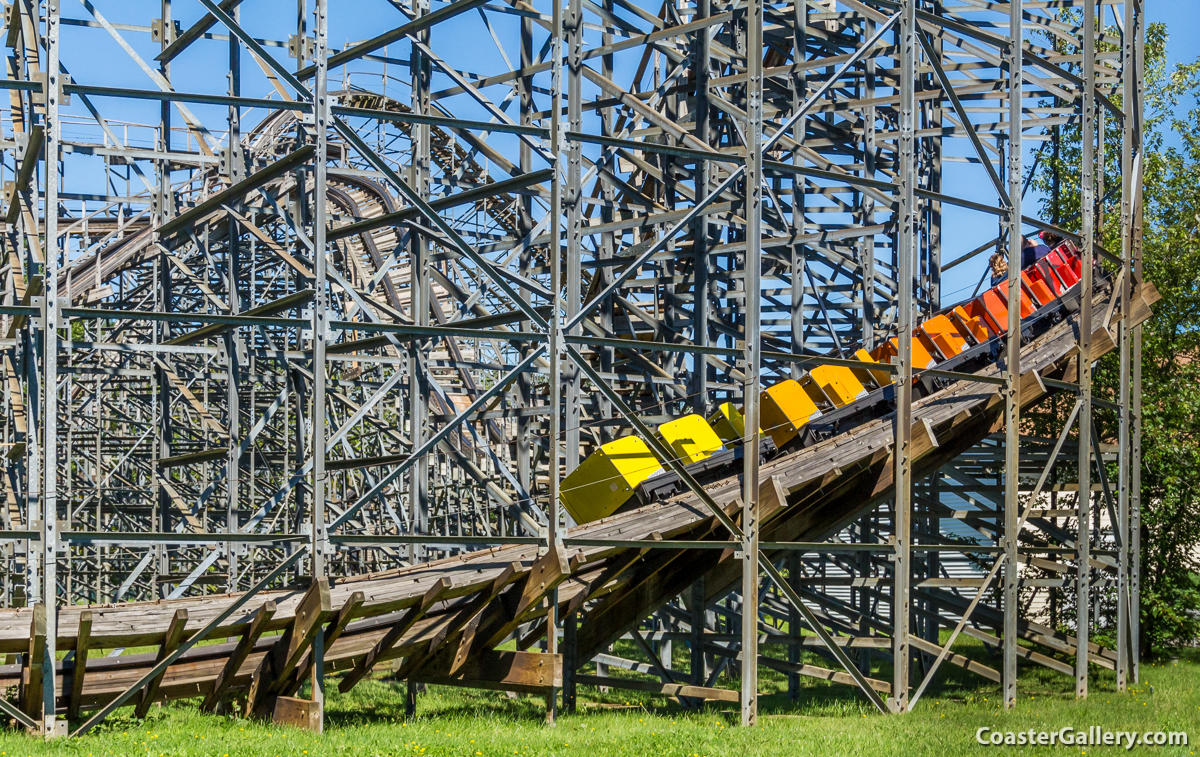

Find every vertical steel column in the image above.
[892,0,917,714]
[1129,0,1145,683]
[740,0,763,728]
[156,0,173,605]
[293,0,309,571]
[859,16,876,350]
[1075,0,1096,701]
[408,0,432,563]
[690,0,710,413]
[546,0,566,725]
[1001,0,1023,710]
[565,0,582,482]
[926,4,943,313]
[596,0,616,432]
[39,0,62,737]
[516,12,535,501]
[789,0,807,376]
[558,0,583,712]
[309,0,330,730]
[1117,0,1142,693]
[225,0,242,595]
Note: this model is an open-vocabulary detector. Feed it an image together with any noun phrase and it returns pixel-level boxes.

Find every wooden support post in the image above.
[136,610,189,718]
[405,680,418,717]
[67,611,93,722]
[246,578,333,719]
[202,600,276,712]
[562,611,577,713]
[339,579,450,693]
[478,547,574,651]
[21,603,45,727]
[285,591,364,696]
[271,696,321,731]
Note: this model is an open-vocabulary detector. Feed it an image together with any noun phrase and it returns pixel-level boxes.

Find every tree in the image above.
[1030,22,1200,655]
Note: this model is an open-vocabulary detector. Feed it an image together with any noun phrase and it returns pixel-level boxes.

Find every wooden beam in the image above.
[415,650,562,696]
[475,545,575,652]
[156,448,231,469]
[338,580,451,693]
[67,611,93,721]
[573,673,739,702]
[3,354,27,459]
[202,600,276,712]
[908,635,1000,683]
[246,578,332,718]
[755,655,893,694]
[154,357,230,438]
[225,207,315,279]
[4,125,43,224]
[21,602,45,725]
[280,591,364,698]
[165,289,315,346]
[396,563,519,682]
[135,609,189,718]
[157,145,315,246]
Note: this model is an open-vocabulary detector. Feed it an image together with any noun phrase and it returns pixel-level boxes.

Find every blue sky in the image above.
[1149,1,1200,77]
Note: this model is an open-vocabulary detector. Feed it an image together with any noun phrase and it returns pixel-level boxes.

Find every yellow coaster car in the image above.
[708,402,748,444]
[658,413,725,465]
[760,379,821,448]
[559,436,663,524]
[808,364,869,408]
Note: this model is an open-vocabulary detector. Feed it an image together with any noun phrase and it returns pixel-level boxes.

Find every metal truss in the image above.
[0,0,1144,737]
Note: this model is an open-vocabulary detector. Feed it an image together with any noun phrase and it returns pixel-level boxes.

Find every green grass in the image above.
[2,647,1197,756]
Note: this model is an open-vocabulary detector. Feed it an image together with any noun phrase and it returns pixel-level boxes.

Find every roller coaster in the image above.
[0,242,1157,731]
[562,243,1091,522]
[0,0,1148,738]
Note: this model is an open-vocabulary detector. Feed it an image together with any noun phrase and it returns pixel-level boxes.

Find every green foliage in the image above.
[1029,22,1200,653]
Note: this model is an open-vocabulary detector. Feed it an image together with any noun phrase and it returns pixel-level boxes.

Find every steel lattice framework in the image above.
[0,0,1145,737]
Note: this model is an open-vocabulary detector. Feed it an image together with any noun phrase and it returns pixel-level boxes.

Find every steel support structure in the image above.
[0,0,1144,735]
